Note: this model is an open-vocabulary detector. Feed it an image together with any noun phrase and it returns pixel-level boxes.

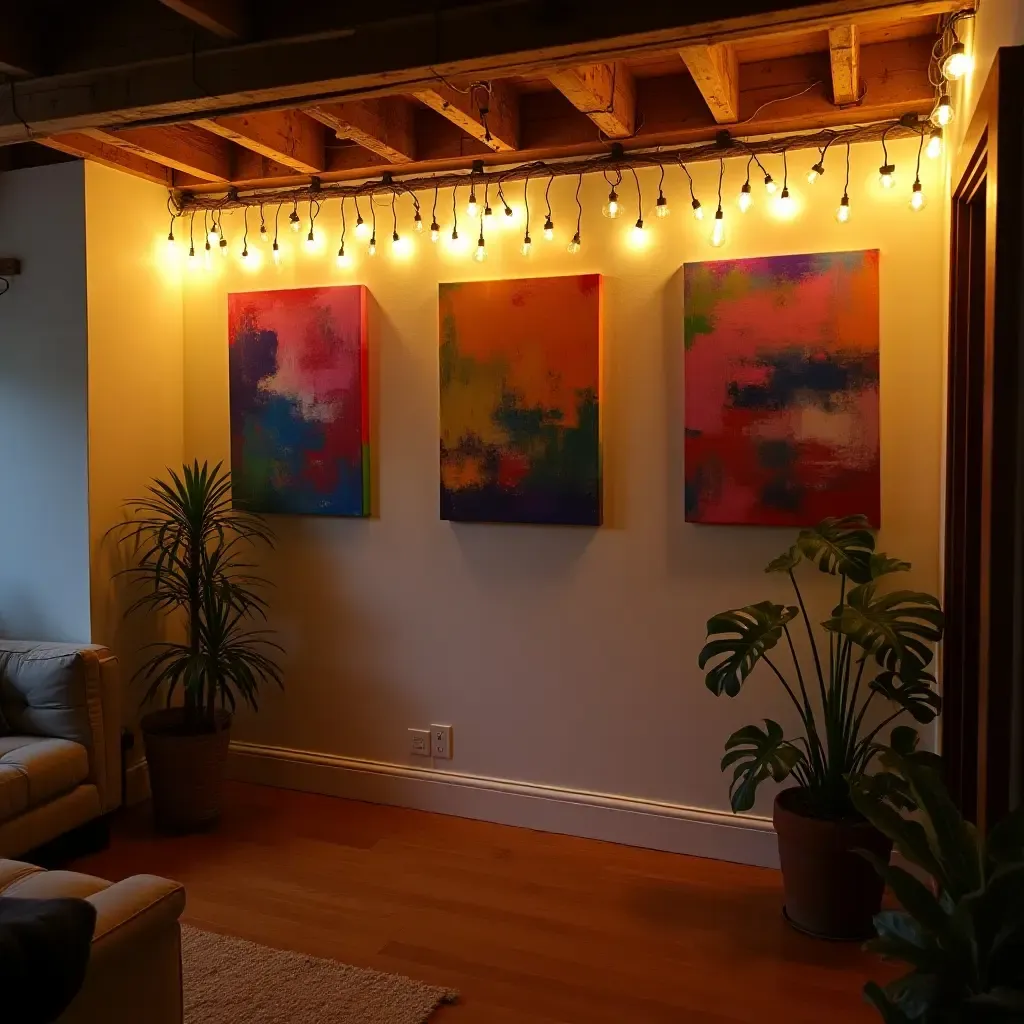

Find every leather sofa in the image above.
[0,858,186,1023]
[0,641,122,859]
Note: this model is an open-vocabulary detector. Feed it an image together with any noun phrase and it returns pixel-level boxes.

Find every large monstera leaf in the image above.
[699,601,798,697]
[721,719,805,813]
[793,514,875,583]
[870,671,942,724]
[824,583,943,681]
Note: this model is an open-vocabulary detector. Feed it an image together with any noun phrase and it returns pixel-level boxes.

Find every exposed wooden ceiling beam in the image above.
[306,99,416,163]
[413,81,519,152]
[828,24,861,105]
[548,63,636,138]
[157,0,247,39]
[79,125,232,182]
[679,44,739,123]
[37,134,173,186]
[0,0,969,145]
[193,111,325,173]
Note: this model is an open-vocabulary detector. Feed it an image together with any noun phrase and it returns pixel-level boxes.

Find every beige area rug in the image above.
[182,925,458,1023]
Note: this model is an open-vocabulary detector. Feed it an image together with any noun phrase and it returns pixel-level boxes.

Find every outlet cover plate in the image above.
[408,728,431,757]
[430,724,452,759]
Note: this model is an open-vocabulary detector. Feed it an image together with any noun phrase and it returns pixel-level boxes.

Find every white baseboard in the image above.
[227,741,780,868]
[124,758,150,806]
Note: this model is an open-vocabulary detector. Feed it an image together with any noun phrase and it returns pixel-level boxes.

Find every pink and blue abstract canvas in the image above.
[228,285,369,516]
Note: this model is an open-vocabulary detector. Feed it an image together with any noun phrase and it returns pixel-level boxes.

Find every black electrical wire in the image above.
[574,172,583,237]
[451,184,458,239]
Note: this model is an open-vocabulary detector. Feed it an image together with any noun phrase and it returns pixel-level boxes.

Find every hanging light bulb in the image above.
[631,216,645,244]
[188,243,196,263]
[219,236,229,258]
[521,233,532,256]
[691,197,703,221]
[543,216,554,241]
[289,207,301,233]
[836,195,851,223]
[775,187,794,217]
[710,207,724,247]
[203,240,212,270]
[738,182,752,213]
[567,231,581,254]
[392,229,401,251]
[655,191,670,218]
[166,225,176,251]
[942,41,974,81]
[483,203,493,222]
[259,221,268,243]
[878,163,896,189]
[240,243,249,260]
[336,243,349,268]
[926,128,943,160]
[474,231,486,262]
[910,180,927,211]
[354,212,369,238]
[763,172,777,195]
[305,228,316,252]
[414,211,423,233]
[806,160,825,185]
[271,240,281,265]
[430,219,440,243]
[466,188,478,219]
[603,188,621,219]
[207,221,219,245]
[368,233,377,256]
[932,90,955,127]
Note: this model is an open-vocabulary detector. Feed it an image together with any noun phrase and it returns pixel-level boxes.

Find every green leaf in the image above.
[699,601,798,697]
[883,971,938,1017]
[856,770,918,812]
[863,982,915,1024]
[720,719,804,813]
[795,514,875,582]
[889,726,921,755]
[765,545,801,573]
[824,584,944,682]
[866,861,950,938]
[870,553,912,579]
[870,671,942,724]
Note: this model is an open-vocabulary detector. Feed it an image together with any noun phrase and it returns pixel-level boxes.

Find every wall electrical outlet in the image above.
[430,724,453,759]
[408,728,431,757]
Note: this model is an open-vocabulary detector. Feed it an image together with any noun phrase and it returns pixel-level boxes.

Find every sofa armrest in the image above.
[87,875,186,963]
[0,641,122,812]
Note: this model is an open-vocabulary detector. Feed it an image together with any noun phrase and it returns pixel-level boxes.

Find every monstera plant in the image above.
[697,515,944,939]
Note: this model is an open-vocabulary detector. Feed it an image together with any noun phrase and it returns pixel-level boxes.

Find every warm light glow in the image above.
[355,217,369,238]
[567,232,581,254]
[691,199,703,221]
[259,225,268,242]
[414,213,423,232]
[474,237,486,262]
[271,242,281,265]
[878,165,896,189]
[603,190,621,218]
[336,247,350,268]
[910,182,927,211]
[806,162,824,185]
[430,222,440,243]
[368,236,377,256]
[204,245,213,270]
[655,196,670,218]
[467,193,478,219]
[543,217,554,241]
[392,235,412,259]
[520,235,532,256]
[483,205,493,222]
[219,239,229,258]
[305,230,317,252]
[836,196,850,223]
[738,184,752,213]
[289,212,301,233]
[942,42,973,81]
[774,188,795,219]
[207,228,219,245]
[166,233,176,252]
[764,174,777,195]
[710,210,724,247]
[926,129,943,160]
[628,220,649,250]
[932,92,954,127]
[501,204,519,229]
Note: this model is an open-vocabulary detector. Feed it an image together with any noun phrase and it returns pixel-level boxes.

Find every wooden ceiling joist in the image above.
[193,111,325,174]
[37,134,173,186]
[548,63,637,138]
[79,125,232,182]
[679,44,740,123]
[828,25,862,105]
[157,0,247,39]
[306,99,416,164]
[413,81,520,152]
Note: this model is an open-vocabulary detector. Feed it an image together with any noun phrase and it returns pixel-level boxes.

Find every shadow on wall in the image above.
[448,521,596,583]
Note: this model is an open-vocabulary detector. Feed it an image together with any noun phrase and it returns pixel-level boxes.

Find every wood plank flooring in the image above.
[72,783,890,1022]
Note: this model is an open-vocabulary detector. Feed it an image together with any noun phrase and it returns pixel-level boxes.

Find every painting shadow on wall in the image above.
[448,521,597,583]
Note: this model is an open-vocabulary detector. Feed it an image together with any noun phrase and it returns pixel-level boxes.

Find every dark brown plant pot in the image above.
[141,707,232,834]
[773,787,892,941]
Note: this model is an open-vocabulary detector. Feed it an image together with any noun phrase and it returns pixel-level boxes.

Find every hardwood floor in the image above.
[73,783,888,1023]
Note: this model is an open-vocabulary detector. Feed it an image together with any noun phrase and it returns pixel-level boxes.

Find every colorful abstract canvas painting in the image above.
[684,250,880,526]
[439,275,602,526]
[228,285,369,516]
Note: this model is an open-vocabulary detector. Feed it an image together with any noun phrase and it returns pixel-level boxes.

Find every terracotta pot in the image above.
[141,708,232,834]
[773,787,892,940]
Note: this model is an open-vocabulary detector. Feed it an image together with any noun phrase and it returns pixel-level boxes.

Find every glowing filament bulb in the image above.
[240,245,248,260]
[354,215,369,238]
[631,217,645,243]
[764,173,777,195]
[926,129,943,160]
[878,164,896,189]
[521,234,532,256]
[710,208,724,247]
[543,217,554,241]
[271,241,280,265]
[203,242,212,270]
[775,187,794,217]
[336,245,348,267]
[305,229,316,251]
[483,205,493,221]
[567,231,581,254]
[207,224,219,245]
[392,230,401,250]
[188,244,196,262]
[942,42,973,81]
[806,161,825,185]
[414,212,423,233]
[655,193,670,218]
[691,198,703,221]
[466,190,478,219]
[166,229,175,251]
[368,235,377,256]
[219,237,229,258]
[738,182,752,213]
[259,223,268,242]
[910,181,927,211]
[474,234,486,262]
[430,220,440,243]
[289,209,301,233]
[603,189,620,219]
[932,91,954,127]
[836,195,850,223]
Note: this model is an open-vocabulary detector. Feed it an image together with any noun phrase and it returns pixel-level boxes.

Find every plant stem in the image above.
[789,569,827,706]
[783,625,825,778]
[763,654,814,732]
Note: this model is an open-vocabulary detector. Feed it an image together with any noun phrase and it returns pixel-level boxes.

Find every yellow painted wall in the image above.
[177,135,946,850]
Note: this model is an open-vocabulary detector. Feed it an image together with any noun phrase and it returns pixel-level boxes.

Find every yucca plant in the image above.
[699,515,944,817]
[851,750,1024,1021]
[118,461,283,730]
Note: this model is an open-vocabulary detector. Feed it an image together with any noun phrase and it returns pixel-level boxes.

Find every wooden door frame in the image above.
[943,45,1024,827]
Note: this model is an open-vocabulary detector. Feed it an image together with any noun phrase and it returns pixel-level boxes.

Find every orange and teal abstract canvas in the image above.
[229,285,369,516]
[439,275,602,525]
[684,250,880,526]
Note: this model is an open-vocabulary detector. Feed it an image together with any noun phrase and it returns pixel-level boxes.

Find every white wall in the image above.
[0,162,92,642]
[181,137,946,863]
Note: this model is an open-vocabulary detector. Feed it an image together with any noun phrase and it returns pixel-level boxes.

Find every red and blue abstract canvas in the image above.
[439,275,602,526]
[228,285,369,516]
[684,250,880,526]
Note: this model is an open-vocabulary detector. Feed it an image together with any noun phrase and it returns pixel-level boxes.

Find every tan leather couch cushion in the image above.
[0,736,89,823]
